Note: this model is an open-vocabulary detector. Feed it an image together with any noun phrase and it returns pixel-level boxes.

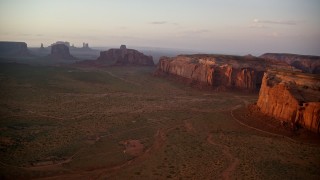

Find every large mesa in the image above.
[154,54,276,91]
[256,69,320,133]
[0,41,31,57]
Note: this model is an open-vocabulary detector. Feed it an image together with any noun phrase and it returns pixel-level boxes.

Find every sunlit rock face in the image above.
[97,45,154,66]
[154,54,269,91]
[49,44,75,60]
[0,41,31,57]
[257,69,320,133]
[260,53,320,74]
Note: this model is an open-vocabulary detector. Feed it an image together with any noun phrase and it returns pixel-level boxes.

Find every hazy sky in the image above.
[1,0,320,55]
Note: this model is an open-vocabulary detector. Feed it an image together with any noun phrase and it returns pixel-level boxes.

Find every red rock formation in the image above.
[257,70,320,133]
[155,55,267,91]
[97,45,154,66]
[260,53,320,74]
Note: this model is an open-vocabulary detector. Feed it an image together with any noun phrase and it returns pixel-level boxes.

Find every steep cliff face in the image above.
[155,55,266,91]
[260,53,320,74]
[157,56,214,85]
[257,70,320,133]
[97,45,154,66]
[48,44,76,60]
[0,41,31,57]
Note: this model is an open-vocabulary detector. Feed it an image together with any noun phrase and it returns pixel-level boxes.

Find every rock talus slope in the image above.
[257,70,320,133]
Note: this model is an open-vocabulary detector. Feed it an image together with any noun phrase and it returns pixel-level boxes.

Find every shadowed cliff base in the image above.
[153,70,259,93]
[233,105,320,145]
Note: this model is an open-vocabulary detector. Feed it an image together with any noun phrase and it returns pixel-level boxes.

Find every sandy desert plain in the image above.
[0,62,320,179]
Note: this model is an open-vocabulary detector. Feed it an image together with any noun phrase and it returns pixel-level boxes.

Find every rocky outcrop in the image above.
[155,54,271,91]
[0,41,31,57]
[48,44,75,60]
[96,45,154,66]
[257,70,320,133]
[260,53,320,74]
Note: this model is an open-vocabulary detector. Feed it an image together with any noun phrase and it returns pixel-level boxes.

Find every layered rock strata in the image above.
[97,45,154,66]
[155,54,271,91]
[260,53,320,74]
[257,69,320,133]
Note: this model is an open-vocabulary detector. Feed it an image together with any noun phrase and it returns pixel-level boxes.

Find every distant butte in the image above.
[96,45,154,66]
[48,44,76,60]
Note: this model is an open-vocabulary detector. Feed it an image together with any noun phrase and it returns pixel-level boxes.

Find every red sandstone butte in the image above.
[257,69,320,133]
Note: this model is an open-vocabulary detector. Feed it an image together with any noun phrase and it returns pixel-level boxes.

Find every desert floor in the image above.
[0,63,319,179]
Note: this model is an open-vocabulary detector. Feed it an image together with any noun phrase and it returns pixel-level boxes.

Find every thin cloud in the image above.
[149,21,179,26]
[270,32,280,37]
[118,26,128,30]
[11,33,44,37]
[176,29,211,37]
[20,33,31,36]
[149,21,167,25]
[253,18,297,25]
[248,24,268,29]
[190,29,211,33]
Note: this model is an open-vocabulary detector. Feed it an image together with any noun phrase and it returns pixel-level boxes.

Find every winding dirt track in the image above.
[36,124,182,180]
[230,106,297,143]
[207,133,239,180]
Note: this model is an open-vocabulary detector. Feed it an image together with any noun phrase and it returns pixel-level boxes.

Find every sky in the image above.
[0,0,320,55]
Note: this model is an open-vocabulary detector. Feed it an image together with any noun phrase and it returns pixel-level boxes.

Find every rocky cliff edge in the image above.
[154,54,275,91]
[257,69,320,133]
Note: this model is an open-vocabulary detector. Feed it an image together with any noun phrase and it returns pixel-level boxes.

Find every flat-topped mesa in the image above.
[0,41,31,57]
[48,44,76,60]
[155,54,271,91]
[257,69,320,133]
[97,45,154,66]
[260,53,320,74]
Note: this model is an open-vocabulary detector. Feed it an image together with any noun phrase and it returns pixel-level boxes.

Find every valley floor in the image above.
[0,63,319,179]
